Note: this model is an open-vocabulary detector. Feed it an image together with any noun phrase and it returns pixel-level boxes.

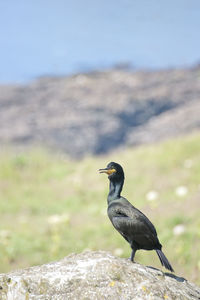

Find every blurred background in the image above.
[0,0,200,285]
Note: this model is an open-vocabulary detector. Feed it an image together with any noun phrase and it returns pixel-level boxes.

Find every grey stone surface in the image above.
[0,67,200,157]
[0,251,199,300]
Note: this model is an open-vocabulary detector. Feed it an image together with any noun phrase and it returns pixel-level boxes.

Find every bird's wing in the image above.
[112,200,157,233]
[110,202,159,248]
[131,206,158,236]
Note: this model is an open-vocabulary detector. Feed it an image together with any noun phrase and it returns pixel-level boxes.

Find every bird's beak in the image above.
[98,168,116,175]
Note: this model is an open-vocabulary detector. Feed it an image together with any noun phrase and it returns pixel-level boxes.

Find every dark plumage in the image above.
[99,162,174,272]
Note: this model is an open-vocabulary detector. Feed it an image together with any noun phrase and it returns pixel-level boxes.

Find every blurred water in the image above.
[0,0,200,83]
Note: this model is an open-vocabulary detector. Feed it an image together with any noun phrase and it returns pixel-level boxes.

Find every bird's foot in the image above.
[128,257,135,262]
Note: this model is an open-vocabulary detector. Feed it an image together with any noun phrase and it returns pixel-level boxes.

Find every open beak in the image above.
[99,167,109,174]
[98,168,116,175]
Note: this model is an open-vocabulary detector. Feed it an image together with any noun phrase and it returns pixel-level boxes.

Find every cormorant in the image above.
[99,162,174,272]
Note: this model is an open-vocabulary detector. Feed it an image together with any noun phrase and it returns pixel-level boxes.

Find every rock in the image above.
[0,67,200,157]
[127,100,200,146]
[0,251,199,300]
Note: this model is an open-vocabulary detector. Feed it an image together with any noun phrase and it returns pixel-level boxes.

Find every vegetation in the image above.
[0,132,200,285]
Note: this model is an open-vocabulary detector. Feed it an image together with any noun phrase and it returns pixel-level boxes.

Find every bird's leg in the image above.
[130,248,136,262]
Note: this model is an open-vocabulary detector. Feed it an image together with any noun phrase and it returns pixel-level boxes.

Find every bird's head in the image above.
[99,162,124,181]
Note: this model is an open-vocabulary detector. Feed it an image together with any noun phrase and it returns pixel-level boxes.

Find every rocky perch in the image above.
[0,251,199,300]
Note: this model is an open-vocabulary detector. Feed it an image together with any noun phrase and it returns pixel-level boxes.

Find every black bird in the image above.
[99,162,174,272]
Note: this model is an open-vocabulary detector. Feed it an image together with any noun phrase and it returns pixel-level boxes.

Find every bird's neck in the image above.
[107,179,124,204]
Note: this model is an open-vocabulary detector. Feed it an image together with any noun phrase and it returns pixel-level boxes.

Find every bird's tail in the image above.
[156,249,174,272]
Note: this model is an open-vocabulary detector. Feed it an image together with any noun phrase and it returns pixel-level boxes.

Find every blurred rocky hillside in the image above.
[0,66,200,157]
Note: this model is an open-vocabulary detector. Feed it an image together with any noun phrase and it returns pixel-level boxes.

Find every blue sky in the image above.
[0,0,200,83]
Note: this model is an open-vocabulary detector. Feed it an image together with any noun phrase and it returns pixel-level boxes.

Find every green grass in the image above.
[0,132,200,285]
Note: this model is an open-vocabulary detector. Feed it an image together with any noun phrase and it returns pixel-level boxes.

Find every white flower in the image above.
[175,186,188,197]
[113,248,124,256]
[173,224,185,236]
[47,214,69,225]
[146,190,158,201]
[0,230,11,239]
[184,159,193,169]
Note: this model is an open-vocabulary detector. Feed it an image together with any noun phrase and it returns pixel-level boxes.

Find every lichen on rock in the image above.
[0,251,199,299]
